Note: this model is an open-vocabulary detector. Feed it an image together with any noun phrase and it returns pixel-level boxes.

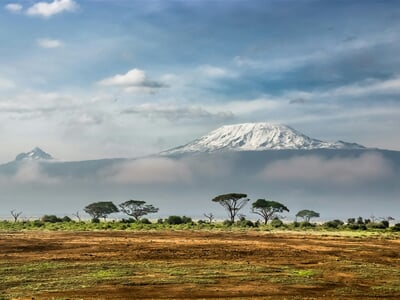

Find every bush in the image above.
[91,218,100,223]
[140,218,151,224]
[292,221,300,228]
[347,218,356,224]
[41,215,62,223]
[236,218,255,227]
[366,222,387,229]
[391,223,400,232]
[381,220,389,228]
[181,216,193,224]
[347,223,367,230]
[121,218,136,223]
[61,216,72,222]
[300,222,316,228]
[32,220,44,227]
[324,219,344,229]
[166,215,183,225]
[223,220,234,227]
[270,218,283,228]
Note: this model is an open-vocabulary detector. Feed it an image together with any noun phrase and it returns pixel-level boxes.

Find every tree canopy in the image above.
[296,209,320,222]
[119,200,159,221]
[212,193,249,223]
[84,201,119,221]
[251,199,289,224]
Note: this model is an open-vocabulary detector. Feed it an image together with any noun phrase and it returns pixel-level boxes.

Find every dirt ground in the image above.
[1,230,400,299]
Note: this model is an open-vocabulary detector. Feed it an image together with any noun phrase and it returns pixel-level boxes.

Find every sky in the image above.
[1,0,400,163]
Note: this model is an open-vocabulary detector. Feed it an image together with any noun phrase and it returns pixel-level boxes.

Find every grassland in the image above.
[1,229,400,299]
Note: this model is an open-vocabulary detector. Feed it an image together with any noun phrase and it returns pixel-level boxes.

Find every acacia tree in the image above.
[84,201,119,221]
[10,210,22,223]
[212,193,249,223]
[119,200,159,221]
[296,209,320,222]
[251,199,289,224]
[72,211,82,222]
[203,212,215,224]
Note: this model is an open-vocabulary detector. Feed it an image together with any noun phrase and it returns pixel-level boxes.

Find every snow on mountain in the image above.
[15,147,54,161]
[161,122,366,155]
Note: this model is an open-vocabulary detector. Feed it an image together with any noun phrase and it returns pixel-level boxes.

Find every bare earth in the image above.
[1,230,400,299]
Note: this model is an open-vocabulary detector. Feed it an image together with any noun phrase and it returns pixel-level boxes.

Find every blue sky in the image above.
[1,0,400,162]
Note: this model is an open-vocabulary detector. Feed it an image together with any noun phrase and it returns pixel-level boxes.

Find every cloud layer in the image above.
[4,3,22,13]
[122,104,234,122]
[99,69,165,94]
[260,152,393,185]
[37,38,63,49]
[26,0,78,17]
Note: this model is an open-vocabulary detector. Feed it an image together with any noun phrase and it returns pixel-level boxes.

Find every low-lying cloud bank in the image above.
[101,155,234,184]
[260,152,394,184]
[101,158,192,184]
[0,152,396,189]
[0,162,59,185]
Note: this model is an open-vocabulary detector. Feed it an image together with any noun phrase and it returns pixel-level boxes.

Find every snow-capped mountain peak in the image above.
[15,147,54,161]
[161,122,366,154]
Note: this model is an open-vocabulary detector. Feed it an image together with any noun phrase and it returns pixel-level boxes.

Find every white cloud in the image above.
[103,158,192,184]
[26,0,78,18]
[326,76,400,98]
[212,96,283,117]
[100,69,147,86]
[0,162,60,185]
[5,3,23,13]
[37,38,63,49]
[122,103,234,121]
[198,65,235,78]
[0,91,78,116]
[260,153,393,185]
[98,68,165,93]
[0,77,15,89]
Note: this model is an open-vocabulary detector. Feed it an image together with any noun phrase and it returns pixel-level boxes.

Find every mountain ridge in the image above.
[161,122,366,155]
[15,147,53,162]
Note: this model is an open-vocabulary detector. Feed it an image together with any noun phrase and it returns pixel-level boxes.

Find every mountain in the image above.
[14,147,53,161]
[0,125,399,219]
[161,122,366,155]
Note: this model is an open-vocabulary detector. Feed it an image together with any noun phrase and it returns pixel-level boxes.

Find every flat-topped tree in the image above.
[119,200,159,221]
[251,199,289,224]
[296,209,320,223]
[212,193,249,223]
[84,201,119,222]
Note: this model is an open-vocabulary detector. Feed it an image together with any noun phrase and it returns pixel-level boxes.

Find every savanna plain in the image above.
[1,229,400,299]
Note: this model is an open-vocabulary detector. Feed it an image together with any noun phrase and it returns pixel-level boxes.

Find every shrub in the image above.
[391,223,400,232]
[181,216,193,224]
[324,219,344,229]
[300,222,316,228]
[347,218,356,224]
[166,215,183,225]
[236,218,255,227]
[223,220,234,227]
[41,215,62,223]
[270,217,283,228]
[381,220,389,228]
[366,222,387,229]
[121,218,136,223]
[140,218,151,224]
[91,218,100,223]
[61,216,72,222]
[32,220,44,227]
[292,221,300,228]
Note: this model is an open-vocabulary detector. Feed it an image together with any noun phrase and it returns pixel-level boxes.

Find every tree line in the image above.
[81,193,319,225]
[6,193,397,231]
